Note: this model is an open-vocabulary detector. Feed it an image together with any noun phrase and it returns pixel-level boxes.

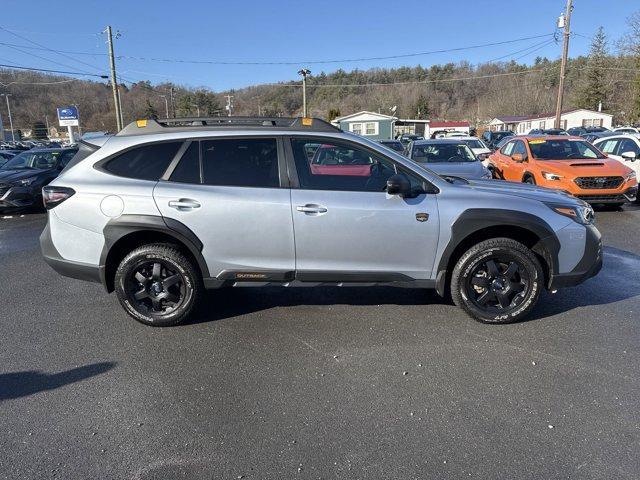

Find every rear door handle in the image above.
[296,204,327,214]
[168,198,201,211]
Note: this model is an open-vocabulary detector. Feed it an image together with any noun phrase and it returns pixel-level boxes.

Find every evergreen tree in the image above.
[577,26,608,110]
[327,108,341,122]
[31,121,48,139]
[142,99,158,118]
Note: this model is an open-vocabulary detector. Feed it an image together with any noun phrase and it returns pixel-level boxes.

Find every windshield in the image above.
[411,143,477,163]
[462,139,485,149]
[1,151,62,170]
[528,139,606,160]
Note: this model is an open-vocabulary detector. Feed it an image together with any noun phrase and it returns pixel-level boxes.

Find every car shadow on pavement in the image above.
[189,285,447,325]
[190,246,640,326]
[0,362,115,401]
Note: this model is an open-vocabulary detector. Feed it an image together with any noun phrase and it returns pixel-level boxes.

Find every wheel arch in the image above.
[435,209,559,296]
[522,171,535,182]
[100,215,209,292]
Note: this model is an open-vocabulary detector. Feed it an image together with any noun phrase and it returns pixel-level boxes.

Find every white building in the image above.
[488,109,613,133]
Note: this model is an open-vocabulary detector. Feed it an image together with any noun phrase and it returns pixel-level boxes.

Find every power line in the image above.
[2,42,98,76]
[0,78,78,87]
[0,63,108,78]
[0,26,100,38]
[0,41,106,56]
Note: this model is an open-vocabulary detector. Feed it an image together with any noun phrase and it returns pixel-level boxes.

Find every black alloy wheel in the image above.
[465,257,529,313]
[127,260,186,315]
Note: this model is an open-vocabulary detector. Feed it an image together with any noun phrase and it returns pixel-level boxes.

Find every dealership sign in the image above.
[57,106,79,126]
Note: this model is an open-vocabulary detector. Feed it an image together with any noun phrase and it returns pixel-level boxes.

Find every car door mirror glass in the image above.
[386,174,411,196]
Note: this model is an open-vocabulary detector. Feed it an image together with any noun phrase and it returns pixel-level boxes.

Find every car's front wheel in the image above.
[114,243,202,326]
[451,238,543,324]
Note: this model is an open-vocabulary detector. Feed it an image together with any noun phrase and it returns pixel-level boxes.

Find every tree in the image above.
[142,99,158,118]
[619,11,640,121]
[327,108,341,122]
[414,94,430,118]
[31,121,48,139]
[576,26,609,111]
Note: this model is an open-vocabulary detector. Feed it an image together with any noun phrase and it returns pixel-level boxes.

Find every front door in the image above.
[154,138,295,278]
[287,137,440,281]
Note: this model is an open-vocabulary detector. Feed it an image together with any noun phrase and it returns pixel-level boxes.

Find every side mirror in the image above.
[478,153,489,161]
[621,151,638,161]
[511,153,524,162]
[386,174,411,196]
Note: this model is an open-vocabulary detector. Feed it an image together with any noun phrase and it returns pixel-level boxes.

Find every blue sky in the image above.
[0,0,637,91]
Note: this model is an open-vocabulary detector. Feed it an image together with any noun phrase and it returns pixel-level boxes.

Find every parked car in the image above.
[0,150,16,167]
[397,133,424,146]
[378,139,405,153]
[593,134,640,202]
[482,130,514,150]
[581,131,616,144]
[456,137,492,161]
[405,139,493,180]
[612,126,640,134]
[528,128,568,136]
[41,117,602,326]
[567,126,609,136]
[487,136,637,206]
[0,147,77,211]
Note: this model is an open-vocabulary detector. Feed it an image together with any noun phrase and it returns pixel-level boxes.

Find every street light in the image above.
[159,95,169,117]
[0,94,15,142]
[297,68,311,117]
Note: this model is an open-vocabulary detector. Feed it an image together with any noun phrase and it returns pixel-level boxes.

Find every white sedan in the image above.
[594,134,640,178]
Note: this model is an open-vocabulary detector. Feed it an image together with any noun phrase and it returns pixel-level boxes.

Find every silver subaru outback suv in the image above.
[40,117,602,326]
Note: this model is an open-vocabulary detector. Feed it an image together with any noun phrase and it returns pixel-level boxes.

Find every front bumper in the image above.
[40,218,104,284]
[575,186,638,204]
[549,223,602,289]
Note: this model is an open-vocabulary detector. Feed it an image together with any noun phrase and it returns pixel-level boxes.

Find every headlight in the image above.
[17,177,38,186]
[625,171,637,182]
[542,171,563,181]
[551,204,594,225]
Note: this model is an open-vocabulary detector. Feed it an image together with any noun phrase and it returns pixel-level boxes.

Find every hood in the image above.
[461,178,584,205]
[0,168,50,183]
[424,161,487,179]
[539,158,632,177]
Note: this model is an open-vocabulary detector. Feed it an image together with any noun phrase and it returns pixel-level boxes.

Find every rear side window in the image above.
[201,138,279,188]
[104,141,182,180]
[169,142,200,184]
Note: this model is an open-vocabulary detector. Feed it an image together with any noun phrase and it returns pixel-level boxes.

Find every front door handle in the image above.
[168,198,201,211]
[296,204,327,215]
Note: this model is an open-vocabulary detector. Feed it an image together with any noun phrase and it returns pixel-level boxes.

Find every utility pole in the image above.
[1,94,15,142]
[298,68,311,117]
[105,26,123,131]
[554,0,572,129]
[159,95,169,117]
[225,95,234,116]
[169,86,175,117]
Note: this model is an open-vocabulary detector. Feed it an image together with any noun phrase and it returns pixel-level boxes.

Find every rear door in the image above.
[154,137,295,279]
[287,136,439,281]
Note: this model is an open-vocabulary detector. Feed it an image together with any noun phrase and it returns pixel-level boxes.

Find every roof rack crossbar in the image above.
[117,116,340,136]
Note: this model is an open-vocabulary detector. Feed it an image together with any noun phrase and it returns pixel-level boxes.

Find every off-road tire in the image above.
[115,243,202,327]
[451,238,543,324]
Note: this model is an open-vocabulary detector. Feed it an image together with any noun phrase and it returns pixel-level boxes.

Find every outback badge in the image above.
[415,213,429,222]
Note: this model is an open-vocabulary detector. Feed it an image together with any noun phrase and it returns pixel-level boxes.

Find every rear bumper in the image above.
[549,224,602,289]
[40,218,103,284]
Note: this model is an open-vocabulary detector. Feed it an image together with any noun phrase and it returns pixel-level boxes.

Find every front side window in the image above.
[291,138,426,194]
[528,139,605,160]
[500,141,515,156]
[201,138,279,188]
[411,143,477,163]
[512,140,528,159]
[618,139,640,156]
[104,142,182,180]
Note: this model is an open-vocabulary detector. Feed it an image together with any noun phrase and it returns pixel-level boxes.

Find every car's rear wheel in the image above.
[114,243,202,326]
[451,238,543,324]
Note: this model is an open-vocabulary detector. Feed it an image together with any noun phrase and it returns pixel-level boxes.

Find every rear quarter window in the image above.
[103,141,182,180]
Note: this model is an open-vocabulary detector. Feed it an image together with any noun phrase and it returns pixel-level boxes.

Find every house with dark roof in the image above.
[488,109,613,133]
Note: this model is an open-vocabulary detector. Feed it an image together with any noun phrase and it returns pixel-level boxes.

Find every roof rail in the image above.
[116,116,340,136]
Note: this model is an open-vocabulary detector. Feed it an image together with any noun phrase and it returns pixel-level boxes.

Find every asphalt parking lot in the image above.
[1,207,639,480]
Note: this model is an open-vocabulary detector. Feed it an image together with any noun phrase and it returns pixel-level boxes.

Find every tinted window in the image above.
[512,140,528,159]
[291,138,426,194]
[618,139,640,156]
[528,139,605,160]
[105,142,182,180]
[201,138,279,188]
[170,142,200,184]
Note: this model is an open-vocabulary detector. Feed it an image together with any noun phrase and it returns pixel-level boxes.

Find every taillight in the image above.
[42,186,75,209]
